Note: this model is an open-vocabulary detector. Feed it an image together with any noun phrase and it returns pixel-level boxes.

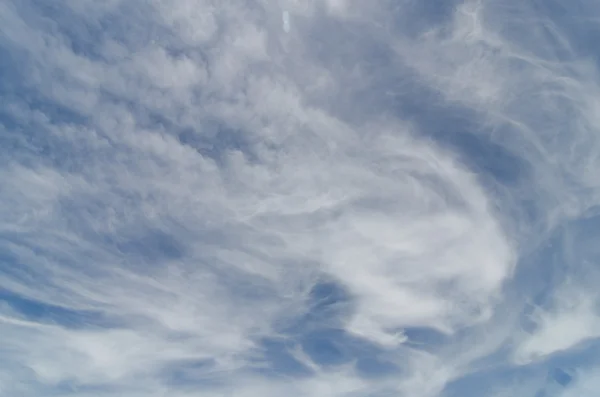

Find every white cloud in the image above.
[514,276,600,364]
[2,0,600,396]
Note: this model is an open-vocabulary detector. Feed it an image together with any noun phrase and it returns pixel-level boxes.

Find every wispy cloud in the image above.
[2,0,600,396]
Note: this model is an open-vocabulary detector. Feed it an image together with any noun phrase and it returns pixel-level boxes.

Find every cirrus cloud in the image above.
[2,1,600,397]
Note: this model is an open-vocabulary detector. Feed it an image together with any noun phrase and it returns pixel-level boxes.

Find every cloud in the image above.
[515,280,600,365]
[2,0,600,396]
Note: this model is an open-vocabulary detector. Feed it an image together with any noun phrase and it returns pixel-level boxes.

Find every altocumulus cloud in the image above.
[1,0,600,396]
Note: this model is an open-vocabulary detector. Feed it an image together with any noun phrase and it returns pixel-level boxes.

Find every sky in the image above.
[1,0,600,396]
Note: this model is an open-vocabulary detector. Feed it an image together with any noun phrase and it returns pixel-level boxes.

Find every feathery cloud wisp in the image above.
[2,0,600,396]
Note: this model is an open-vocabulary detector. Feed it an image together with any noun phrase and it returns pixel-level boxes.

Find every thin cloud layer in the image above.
[1,0,600,396]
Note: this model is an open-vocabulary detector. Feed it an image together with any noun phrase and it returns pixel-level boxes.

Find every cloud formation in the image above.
[2,0,600,396]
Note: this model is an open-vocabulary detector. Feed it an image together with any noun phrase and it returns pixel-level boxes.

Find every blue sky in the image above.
[1,0,600,396]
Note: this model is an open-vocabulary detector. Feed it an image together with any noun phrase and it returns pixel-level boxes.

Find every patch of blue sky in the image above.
[444,340,600,397]
[0,289,118,330]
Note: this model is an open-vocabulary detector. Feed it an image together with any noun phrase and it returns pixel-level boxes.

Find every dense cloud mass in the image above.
[1,0,600,396]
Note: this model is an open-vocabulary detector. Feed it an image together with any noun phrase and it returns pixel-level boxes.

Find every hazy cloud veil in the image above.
[1,0,600,396]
